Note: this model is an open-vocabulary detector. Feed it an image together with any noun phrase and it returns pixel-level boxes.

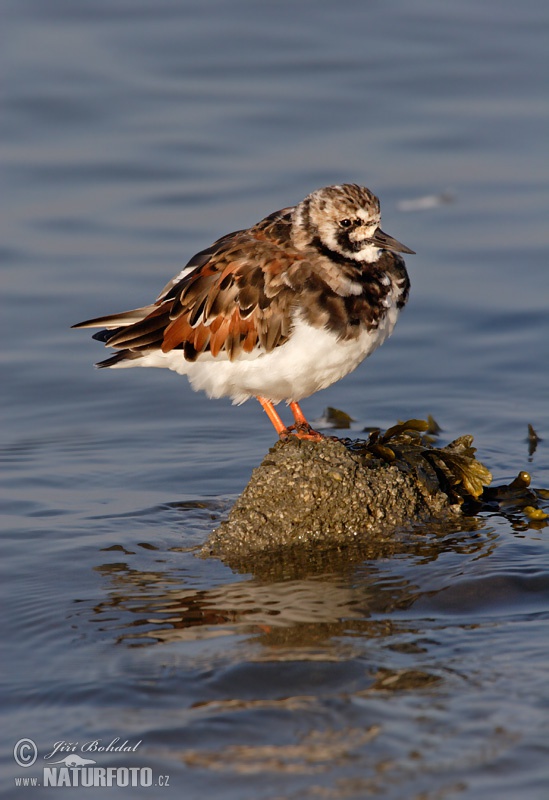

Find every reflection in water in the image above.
[184,725,381,775]
[87,514,542,795]
[91,522,495,652]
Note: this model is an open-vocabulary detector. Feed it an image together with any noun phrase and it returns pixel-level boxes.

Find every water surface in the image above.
[2,1,548,798]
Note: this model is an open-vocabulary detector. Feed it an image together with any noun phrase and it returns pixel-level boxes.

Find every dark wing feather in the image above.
[158,210,300,359]
[80,206,304,364]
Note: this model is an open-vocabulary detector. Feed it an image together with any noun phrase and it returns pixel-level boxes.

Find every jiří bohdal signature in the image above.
[44,738,142,762]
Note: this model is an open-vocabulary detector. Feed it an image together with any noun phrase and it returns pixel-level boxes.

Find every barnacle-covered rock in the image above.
[202,420,496,565]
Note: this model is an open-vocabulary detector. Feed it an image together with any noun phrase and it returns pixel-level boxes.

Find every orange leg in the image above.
[289,401,324,441]
[256,397,325,441]
[256,396,289,437]
[289,401,310,428]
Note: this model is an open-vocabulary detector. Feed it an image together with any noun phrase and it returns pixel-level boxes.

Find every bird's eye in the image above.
[339,218,352,228]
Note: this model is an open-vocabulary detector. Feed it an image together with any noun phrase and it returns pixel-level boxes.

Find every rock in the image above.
[201,421,494,567]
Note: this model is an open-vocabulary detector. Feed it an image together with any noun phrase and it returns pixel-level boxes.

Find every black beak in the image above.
[371,227,415,255]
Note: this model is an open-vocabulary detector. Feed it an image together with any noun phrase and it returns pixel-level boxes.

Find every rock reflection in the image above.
[91,521,494,650]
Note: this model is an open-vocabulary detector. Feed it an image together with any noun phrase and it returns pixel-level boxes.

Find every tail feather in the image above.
[96,350,142,369]
[92,328,119,343]
[74,303,167,369]
[71,305,157,330]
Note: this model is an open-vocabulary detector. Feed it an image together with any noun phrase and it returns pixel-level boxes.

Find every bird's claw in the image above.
[279,423,325,442]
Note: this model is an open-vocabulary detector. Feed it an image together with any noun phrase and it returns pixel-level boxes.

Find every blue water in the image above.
[2,1,548,798]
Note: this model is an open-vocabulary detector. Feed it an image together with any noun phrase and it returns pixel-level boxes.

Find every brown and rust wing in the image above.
[101,207,302,362]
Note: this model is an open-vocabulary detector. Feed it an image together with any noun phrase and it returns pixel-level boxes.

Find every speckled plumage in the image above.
[73,184,414,436]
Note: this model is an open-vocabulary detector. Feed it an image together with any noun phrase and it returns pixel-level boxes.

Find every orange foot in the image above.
[285,423,325,442]
[256,397,325,441]
[288,401,324,440]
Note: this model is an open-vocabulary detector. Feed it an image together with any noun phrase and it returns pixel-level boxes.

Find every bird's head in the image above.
[293,183,414,262]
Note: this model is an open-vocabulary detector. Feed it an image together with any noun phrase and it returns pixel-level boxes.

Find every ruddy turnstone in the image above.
[73,184,414,439]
